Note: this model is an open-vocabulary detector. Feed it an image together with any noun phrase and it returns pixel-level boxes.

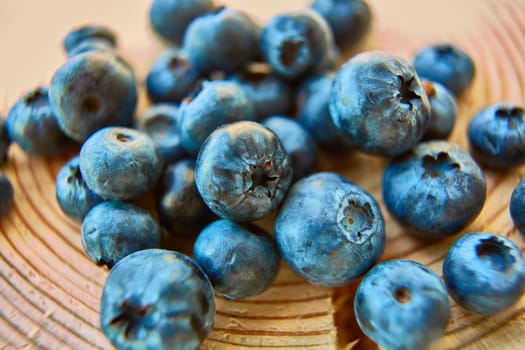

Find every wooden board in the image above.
[1,0,525,349]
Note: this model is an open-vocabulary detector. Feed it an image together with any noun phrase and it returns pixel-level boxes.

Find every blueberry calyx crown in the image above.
[476,235,515,272]
[23,87,47,106]
[494,106,524,129]
[249,161,278,197]
[109,297,155,340]
[422,151,460,178]
[396,75,421,111]
[337,193,375,244]
[279,39,305,67]
[394,287,411,304]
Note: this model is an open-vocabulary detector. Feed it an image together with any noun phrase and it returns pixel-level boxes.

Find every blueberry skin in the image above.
[178,80,256,155]
[156,159,215,236]
[383,140,486,238]
[0,116,12,166]
[146,49,201,104]
[262,115,318,181]
[193,219,280,300]
[330,51,430,157]
[55,156,103,222]
[510,177,525,235]
[296,73,354,151]
[443,232,525,315]
[63,24,116,55]
[49,52,138,142]
[421,80,457,140]
[467,103,525,169]
[182,7,260,74]
[413,43,475,96]
[310,0,372,49]
[136,103,187,165]
[66,39,116,58]
[6,86,75,156]
[227,67,293,121]
[79,127,163,201]
[81,201,162,268]
[0,173,14,217]
[275,172,385,287]
[354,259,450,350]
[195,121,292,222]
[100,249,215,350]
[260,9,333,80]
[149,0,216,44]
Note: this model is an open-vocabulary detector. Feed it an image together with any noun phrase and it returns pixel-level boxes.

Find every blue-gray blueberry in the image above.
[0,173,14,217]
[63,24,117,55]
[195,121,292,222]
[421,80,457,140]
[510,177,525,235]
[0,115,11,166]
[275,172,385,286]
[443,232,525,315]
[100,249,215,350]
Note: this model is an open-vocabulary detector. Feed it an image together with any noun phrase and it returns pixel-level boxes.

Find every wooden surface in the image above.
[1,0,525,349]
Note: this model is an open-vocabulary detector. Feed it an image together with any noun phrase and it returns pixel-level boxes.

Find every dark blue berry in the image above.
[510,177,525,235]
[100,249,215,350]
[136,103,187,165]
[146,49,201,104]
[329,51,430,157]
[382,140,486,238]
[156,159,215,236]
[467,103,525,169]
[182,7,260,74]
[149,0,216,44]
[262,115,318,181]
[81,201,162,268]
[178,80,256,155]
[296,73,354,151]
[0,173,14,217]
[354,259,450,350]
[63,24,116,56]
[413,43,475,96]
[421,80,457,140]
[79,127,163,201]
[6,86,75,156]
[443,232,525,315]
[275,172,385,286]
[195,121,292,222]
[49,52,138,142]
[310,0,372,49]
[193,219,280,299]
[0,115,12,166]
[55,156,103,222]
[260,9,333,80]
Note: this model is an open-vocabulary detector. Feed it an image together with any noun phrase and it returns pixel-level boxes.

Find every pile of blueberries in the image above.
[1,0,525,349]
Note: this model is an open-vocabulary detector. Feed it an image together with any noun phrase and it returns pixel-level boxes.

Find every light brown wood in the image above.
[1,0,525,349]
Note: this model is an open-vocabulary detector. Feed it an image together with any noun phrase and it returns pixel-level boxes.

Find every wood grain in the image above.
[1,0,525,349]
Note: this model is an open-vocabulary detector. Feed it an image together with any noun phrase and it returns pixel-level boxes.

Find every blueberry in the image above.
[383,140,486,238]
[63,24,117,55]
[296,73,354,151]
[146,49,201,104]
[195,121,292,222]
[262,115,318,181]
[81,201,162,268]
[227,64,293,121]
[329,51,430,157]
[49,52,137,142]
[156,159,215,236]
[66,39,116,58]
[0,173,14,217]
[178,80,256,155]
[260,9,333,80]
[6,86,76,156]
[310,0,372,49]
[100,249,215,350]
[149,0,216,44]
[55,156,103,222]
[275,172,385,286]
[413,43,475,96]
[136,103,187,165]
[421,80,457,140]
[0,115,12,167]
[193,219,280,299]
[510,177,525,235]
[79,127,163,201]
[182,7,260,74]
[443,232,525,315]
[467,103,525,169]
[354,259,450,350]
